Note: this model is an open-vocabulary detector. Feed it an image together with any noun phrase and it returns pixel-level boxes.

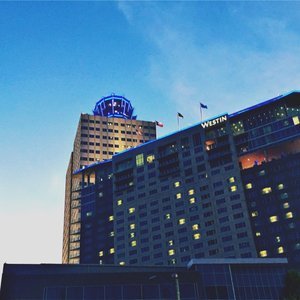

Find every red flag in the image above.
[155,121,164,127]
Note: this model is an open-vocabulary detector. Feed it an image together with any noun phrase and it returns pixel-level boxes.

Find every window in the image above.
[262,187,272,194]
[189,197,196,204]
[131,241,137,247]
[174,181,180,187]
[117,199,122,206]
[136,154,144,167]
[269,215,278,223]
[259,250,267,257]
[278,246,284,254]
[165,213,171,220]
[176,193,182,199]
[228,177,235,183]
[99,251,104,257]
[188,189,195,195]
[278,183,284,190]
[192,224,199,231]
[178,218,185,225]
[129,207,135,214]
[251,211,258,217]
[168,249,175,256]
[286,212,293,219]
[230,186,237,192]
[245,183,252,189]
[130,224,136,230]
[283,202,290,209]
[109,248,115,254]
[146,154,155,163]
[193,233,201,240]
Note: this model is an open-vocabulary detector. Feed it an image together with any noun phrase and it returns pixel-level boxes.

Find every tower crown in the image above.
[93,94,137,119]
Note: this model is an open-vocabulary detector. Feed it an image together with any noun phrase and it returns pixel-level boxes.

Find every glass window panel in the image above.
[66,287,83,300]
[142,284,160,299]
[123,285,141,299]
[84,286,104,299]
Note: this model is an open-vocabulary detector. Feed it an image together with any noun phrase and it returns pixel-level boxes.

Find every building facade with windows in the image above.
[63,95,157,264]
[69,91,300,268]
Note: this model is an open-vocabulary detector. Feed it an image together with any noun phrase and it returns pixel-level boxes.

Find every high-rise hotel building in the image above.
[66,91,300,268]
[63,95,157,264]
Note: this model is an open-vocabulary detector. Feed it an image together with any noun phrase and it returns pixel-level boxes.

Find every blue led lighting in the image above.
[93,94,137,120]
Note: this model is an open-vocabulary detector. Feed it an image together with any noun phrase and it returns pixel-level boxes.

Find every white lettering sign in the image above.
[201,115,228,129]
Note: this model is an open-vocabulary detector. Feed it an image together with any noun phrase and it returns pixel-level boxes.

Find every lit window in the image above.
[178,218,185,225]
[192,224,199,231]
[277,246,284,254]
[136,153,144,167]
[109,248,115,254]
[188,189,195,195]
[193,233,201,240]
[228,177,235,183]
[119,261,125,266]
[283,202,290,209]
[277,183,284,190]
[251,211,258,217]
[147,154,155,164]
[168,240,173,246]
[86,212,92,217]
[230,186,237,192]
[170,258,176,264]
[176,193,182,199]
[168,249,175,256]
[245,183,252,189]
[130,224,136,230]
[286,212,293,219]
[109,215,114,221]
[276,236,281,243]
[259,250,268,257]
[293,116,300,125]
[130,232,135,238]
[269,216,278,223]
[189,197,195,204]
[129,207,135,214]
[165,213,171,220]
[281,193,288,199]
[259,170,265,176]
[256,232,261,237]
[131,240,137,247]
[99,251,104,257]
[262,187,272,194]
[117,199,122,206]
[174,181,180,188]
[110,231,114,237]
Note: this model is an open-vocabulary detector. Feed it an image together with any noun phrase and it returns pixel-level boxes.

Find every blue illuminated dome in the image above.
[93,94,137,119]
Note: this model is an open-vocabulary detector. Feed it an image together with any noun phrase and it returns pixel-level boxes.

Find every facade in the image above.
[73,91,300,267]
[63,95,157,264]
[0,259,288,300]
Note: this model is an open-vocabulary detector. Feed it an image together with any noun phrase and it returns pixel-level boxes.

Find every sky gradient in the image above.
[1,1,300,275]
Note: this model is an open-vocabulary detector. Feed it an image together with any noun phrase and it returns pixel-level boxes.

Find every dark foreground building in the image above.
[0,258,287,300]
[72,91,300,267]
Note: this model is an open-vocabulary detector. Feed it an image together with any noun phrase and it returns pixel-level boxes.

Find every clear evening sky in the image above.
[1,1,300,275]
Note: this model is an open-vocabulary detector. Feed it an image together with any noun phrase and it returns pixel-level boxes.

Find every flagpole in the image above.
[200,104,202,122]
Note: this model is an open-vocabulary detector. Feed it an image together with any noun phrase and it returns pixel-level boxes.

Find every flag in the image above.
[177,112,184,118]
[200,103,208,109]
[155,121,164,127]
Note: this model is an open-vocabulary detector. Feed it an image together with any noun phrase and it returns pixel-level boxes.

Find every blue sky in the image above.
[1,1,300,272]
